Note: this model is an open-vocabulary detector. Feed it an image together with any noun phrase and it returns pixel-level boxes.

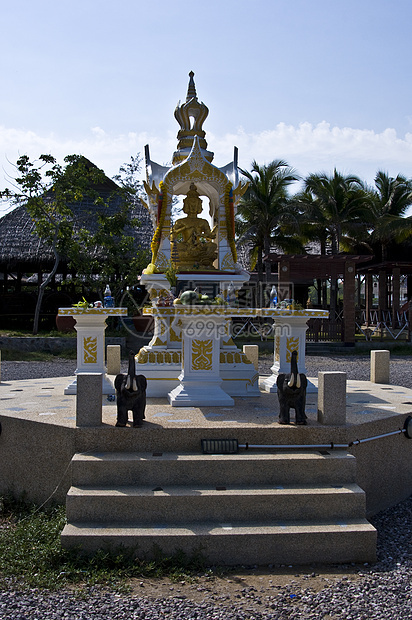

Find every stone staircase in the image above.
[61,449,377,565]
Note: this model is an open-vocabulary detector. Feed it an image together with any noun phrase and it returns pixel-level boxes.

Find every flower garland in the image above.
[224,183,237,263]
[150,181,166,265]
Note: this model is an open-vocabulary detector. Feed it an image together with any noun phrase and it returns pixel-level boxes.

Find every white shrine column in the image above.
[58,308,127,395]
[168,313,234,407]
[262,313,314,394]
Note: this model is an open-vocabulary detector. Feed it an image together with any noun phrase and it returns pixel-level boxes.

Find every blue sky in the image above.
[1,0,412,209]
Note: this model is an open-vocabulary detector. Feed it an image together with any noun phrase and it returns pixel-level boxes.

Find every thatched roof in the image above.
[0,162,153,273]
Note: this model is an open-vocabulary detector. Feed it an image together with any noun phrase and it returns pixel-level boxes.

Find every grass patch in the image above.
[0,329,76,338]
[0,495,207,591]
[0,326,128,339]
[0,349,77,362]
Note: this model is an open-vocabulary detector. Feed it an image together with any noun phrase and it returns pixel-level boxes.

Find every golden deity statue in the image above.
[171,183,217,270]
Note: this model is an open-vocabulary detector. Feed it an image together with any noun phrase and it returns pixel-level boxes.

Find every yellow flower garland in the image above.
[150,181,167,265]
[224,183,237,263]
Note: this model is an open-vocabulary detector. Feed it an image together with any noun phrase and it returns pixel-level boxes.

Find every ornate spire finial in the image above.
[173,73,214,164]
[186,71,197,102]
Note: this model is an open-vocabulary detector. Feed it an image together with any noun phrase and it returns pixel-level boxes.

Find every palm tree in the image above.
[301,169,370,255]
[299,170,371,314]
[368,171,412,261]
[237,160,300,281]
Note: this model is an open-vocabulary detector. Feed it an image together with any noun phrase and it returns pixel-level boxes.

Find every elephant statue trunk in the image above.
[276,350,307,425]
[115,351,147,427]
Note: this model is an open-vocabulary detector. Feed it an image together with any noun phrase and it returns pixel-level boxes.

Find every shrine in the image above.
[138,72,327,403]
[4,72,412,570]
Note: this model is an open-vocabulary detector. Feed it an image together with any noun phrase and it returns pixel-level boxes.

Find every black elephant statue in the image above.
[276,350,307,425]
[114,351,147,427]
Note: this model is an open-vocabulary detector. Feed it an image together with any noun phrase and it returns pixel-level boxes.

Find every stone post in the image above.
[370,350,390,384]
[317,371,347,426]
[243,344,259,371]
[76,373,102,427]
[107,344,121,375]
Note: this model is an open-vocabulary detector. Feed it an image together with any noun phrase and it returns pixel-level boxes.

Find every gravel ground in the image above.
[0,493,411,620]
[1,354,412,618]
[2,354,412,389]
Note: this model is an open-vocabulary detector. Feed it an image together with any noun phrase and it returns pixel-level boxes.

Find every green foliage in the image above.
[0,155,113,334]
[367,171,412,260]
[163,260,178,287]
[0,495,206,590]
[0,153,151,331]
[236,160,302,280]
[0,349,76,361]
[67,154,151,300]
[0,497,68,589]
[300,169,371,254]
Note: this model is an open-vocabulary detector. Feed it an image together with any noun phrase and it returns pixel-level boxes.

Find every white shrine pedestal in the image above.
[143,306,262,407]
[260,308,329,393]
[168,311,234,407]
[58,307,127,395]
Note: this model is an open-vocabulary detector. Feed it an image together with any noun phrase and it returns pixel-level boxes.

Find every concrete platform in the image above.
[1,374,412,516]
[2,373,412,429]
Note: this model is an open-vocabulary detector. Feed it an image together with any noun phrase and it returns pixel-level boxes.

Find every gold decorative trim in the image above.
[151,337,166,347]
[220,351,253,365]
[136,349,182,365]
[154,251,169,271]
[222,337,235,346]
[191,339,213,371]
[224,183,237,263]
[83,337,97,364]
[143,306,329,319]
[169,325,182,342]
[150,182,166,264]
[221,251,236,270]
[275,335,280,362]
[286,337,300,362]
[59,308,127,316]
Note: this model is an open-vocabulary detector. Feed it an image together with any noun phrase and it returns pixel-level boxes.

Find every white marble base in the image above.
[168,381,234,407]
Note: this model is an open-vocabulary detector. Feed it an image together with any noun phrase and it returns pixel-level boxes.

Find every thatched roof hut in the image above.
[0,158,153,277]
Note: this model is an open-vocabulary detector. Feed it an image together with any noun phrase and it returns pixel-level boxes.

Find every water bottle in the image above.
[269,285,277,308]
[104,284,114,308]
[227,281,235,306]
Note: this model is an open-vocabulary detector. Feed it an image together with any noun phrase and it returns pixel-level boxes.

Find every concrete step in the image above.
[61,520,377,565]
[63,447,376,565]
[71,450,357,487]
[75,426,350,454]
[66,482,366,525]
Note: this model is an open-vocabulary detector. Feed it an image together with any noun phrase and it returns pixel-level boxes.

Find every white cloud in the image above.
[209,122,412,183]
[1,122,412,200]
